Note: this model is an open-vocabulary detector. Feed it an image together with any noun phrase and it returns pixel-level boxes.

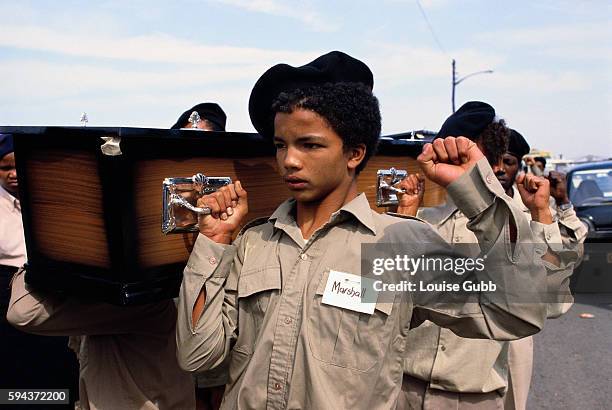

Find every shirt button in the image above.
[274,383,282,391]
[300,254,308,261]
[440,345,446,351]
[454,236,461,243]
[209,256,217,265]
[486,174,493,184]
[284,317,292,325]
[546,233,552,241]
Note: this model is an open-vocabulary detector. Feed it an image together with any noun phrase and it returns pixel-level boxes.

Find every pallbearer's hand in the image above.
[417,136,485,187]
[197,181,249,244]
[396,173,425,216]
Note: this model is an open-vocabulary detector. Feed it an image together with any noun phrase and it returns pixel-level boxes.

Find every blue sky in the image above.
[0,0,610,158]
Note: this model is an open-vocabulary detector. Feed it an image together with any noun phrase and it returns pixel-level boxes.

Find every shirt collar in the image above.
[0,185,19,210]
[337,193,377,235]
[268,193,377,236]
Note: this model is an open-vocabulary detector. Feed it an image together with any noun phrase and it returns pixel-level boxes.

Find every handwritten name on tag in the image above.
[321,270,379,314]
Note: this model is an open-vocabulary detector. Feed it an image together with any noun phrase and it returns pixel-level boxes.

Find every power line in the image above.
[415,0,448,56]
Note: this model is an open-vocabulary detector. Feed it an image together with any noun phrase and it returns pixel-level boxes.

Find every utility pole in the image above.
[452,59,456,113]
[452,59,494,112]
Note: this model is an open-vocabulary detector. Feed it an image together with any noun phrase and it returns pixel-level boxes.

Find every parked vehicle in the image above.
[567,160,612,240]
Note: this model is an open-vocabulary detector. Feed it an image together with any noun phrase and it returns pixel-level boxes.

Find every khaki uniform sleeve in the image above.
[555,205,588,253]
[529,220,575,318]
[175,233,241,372]
[410,158,549,341]
[7,269,176,336]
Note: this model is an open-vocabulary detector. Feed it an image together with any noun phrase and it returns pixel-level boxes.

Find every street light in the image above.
[452,59,493,112]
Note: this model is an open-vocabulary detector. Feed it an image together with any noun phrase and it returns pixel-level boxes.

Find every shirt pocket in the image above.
[236,266,281,345]
[307,269,395,372]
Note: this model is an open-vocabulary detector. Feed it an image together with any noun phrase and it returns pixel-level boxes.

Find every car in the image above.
[566,160,612,241]
[566,161,612,293]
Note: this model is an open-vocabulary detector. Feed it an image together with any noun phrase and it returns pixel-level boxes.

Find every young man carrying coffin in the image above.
[395,108,579,409]
[175,51,550,409]
[499,129,585,410]
[172,101,230,410]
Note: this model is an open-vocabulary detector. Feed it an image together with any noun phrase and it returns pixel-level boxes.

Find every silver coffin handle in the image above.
[169,193,212,215]
[162,173,232,234]
[376,167,408,207]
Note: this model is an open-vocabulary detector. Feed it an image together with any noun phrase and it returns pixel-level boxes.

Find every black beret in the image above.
[171,103,227,131]
[507,129,530,160]
[436,101,496,140]
[248,50,374,138]
[0,134,14,159]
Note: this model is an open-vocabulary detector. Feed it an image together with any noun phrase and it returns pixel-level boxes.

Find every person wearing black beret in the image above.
[497,128,531,193]
[176,51,553,410]
[498,129,586,410]
[170,102,230,410]
[396,115,583,409]
[171,102,227,131]
[436,100,510,168]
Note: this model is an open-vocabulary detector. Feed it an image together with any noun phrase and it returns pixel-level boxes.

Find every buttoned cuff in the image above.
[446,158,501,219]
[556,208,588,237]
[530,220,563,253]
[186,234,234,280]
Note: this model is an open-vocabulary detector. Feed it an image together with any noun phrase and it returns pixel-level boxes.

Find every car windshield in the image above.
[569,167,612,206]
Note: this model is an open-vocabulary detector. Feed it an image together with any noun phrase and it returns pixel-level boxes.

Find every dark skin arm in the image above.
[191,181,249,328]
[516,173,560,266]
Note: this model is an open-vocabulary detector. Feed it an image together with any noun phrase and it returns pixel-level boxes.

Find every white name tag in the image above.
[321,270,379,315]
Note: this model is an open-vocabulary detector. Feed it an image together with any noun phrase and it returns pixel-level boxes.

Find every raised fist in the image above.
[516,173,553,224]
[417,136,485,187]
[547,171,570,206]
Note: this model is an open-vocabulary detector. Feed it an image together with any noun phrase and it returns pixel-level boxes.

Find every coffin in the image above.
[3,126,445,304]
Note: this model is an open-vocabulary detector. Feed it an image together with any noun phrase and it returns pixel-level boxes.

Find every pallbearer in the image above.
[395,104,581,410]
[175,51,551,409]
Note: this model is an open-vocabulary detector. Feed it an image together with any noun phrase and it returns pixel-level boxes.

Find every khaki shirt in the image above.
[176,158,550,410]
[404,184,585,394]
[7,271,195,410]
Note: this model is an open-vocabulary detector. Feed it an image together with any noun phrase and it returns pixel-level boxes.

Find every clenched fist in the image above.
[417,136,485,187]
[197,180,249,244]
[516,173,553,224]
[547,171,570,206]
